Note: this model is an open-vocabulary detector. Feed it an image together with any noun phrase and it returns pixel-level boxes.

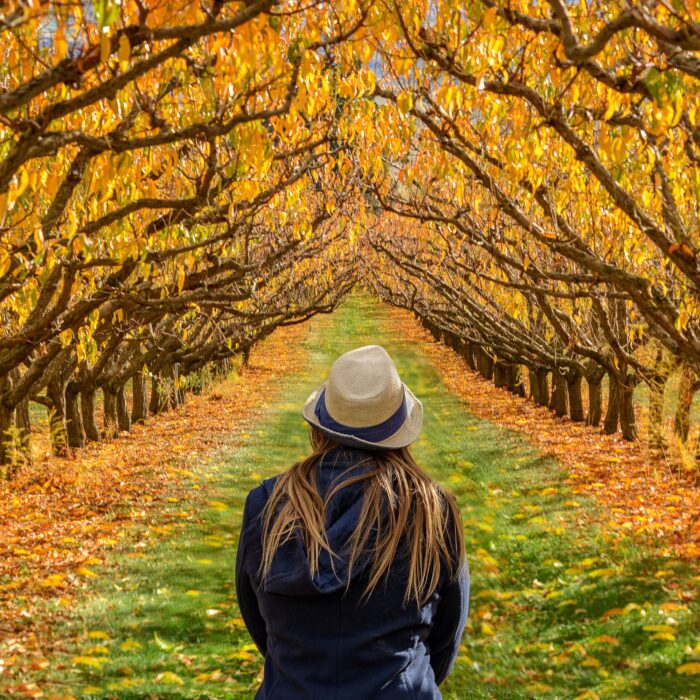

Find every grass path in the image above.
[27,296,700,699]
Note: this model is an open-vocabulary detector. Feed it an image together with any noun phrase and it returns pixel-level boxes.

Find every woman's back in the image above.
[235,344,469,698]
[236,444,469,699]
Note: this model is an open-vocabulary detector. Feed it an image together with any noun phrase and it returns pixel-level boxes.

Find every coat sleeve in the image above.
[426,552,470,685]
[235,491,268,656]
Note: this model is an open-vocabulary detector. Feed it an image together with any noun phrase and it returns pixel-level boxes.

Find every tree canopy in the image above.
[1,0,699,467]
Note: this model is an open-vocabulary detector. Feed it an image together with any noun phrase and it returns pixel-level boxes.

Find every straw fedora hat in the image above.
[302,345,423,450]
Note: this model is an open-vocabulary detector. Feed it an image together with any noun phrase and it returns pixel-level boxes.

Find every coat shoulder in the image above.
[244,475,280,520]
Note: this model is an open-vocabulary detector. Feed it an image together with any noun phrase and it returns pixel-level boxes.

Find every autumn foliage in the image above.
[0,0,698,472]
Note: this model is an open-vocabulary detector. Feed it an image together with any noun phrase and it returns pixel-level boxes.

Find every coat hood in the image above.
[260,445,378,596]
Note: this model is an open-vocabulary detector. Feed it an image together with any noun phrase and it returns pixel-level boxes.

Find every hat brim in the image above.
[301,381,423,450]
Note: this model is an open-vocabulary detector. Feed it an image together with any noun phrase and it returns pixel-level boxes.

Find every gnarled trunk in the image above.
[46,378,68,457]
[603,375,620,435]
[14,395,31,466]
[81,388,101,442]
[584,363,605,428]
[586,378,603,427]
[103,388,118,438]
[494,362,507,389]
[619,380,638,441]
[476,349,494,380]
[531,368,550,407]
[648,346,675,450]
[0,394,13,469]
[463,343,476,371]
[116,383,131,432]
[65,388,85,449]
[648,380,665,449]
[131,372,148,424]
[566,370,584,422]
[169,364,180,409]
[149,372,167,415]
[549,371,567,418]
[506,364,525,397]
[674,365,697,443]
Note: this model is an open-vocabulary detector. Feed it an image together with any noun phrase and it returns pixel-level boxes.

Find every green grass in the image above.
[19,295,700,699]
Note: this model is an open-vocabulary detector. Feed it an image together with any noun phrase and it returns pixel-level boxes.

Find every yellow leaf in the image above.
[120,638,142,651]
[88,631,110,640]
[72,656,109,668]
[587,568,616,578]
[659,602,688,613]
[650,632,676,641]
[156,671,184,685]
[481,622,495,636]
[677,662,700,675]
[482,6,499,30]
[153,631,173,650]
[0,254,11,279]
[76,566,99,578]
[100,34,111,64]
[40,573,65,588]
[118,34,131,71]
[208,500,228,511]
[86,645,110,655]
[397,91,413,116]
[642,624,676,633]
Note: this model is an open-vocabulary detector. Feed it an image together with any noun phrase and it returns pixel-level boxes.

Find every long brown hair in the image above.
[258,426,465,607]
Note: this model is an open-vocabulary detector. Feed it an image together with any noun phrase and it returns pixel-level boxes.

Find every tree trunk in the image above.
[463,343,476,371]
[81,388,101,442]
[566,370,585,422]
[603,375,620,435]
[476,349,494,380]
[648,346,675,450]
[674,365,696,442]
[619,380,638,441]
[149,372,166,415]
[171,363,181,409]
[533,368,550,407]
[14,395,31,466]
[507,365,526,397]
[116,383,131,432]
[65,388,85,449]
[131,372,148,424]
[0,399,13,469]
[586,376,603,427]
[46,378,68,457]
[494,362,506,389]
[528,368,538,402]
[103,388,118,438]
[648,377,667,449]
[549,372,567,417]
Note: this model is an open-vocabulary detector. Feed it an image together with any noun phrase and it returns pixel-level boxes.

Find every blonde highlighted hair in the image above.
[258,427,465,607]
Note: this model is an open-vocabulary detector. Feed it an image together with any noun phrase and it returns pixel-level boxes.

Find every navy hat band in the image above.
[314,387,407,443]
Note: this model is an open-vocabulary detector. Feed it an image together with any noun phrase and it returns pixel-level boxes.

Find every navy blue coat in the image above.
[235,445,469,699]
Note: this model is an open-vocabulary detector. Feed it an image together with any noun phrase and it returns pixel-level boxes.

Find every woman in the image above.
[235,344,469,698]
